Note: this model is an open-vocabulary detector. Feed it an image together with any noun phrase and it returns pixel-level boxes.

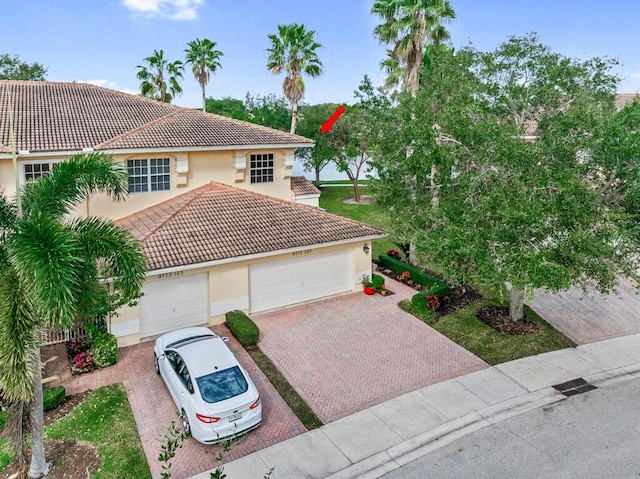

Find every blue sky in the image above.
[3,0,640,110]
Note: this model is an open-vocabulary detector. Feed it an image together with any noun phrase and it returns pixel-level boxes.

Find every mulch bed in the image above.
[437,285,483,317]
[2,392,101,479]
[476,306,540,335]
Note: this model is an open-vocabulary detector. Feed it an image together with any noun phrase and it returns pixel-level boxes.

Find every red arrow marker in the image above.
[321,105,346,134]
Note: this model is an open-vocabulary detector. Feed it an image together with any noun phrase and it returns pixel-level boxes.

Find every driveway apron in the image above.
[58,325,306,479]
[252,276,488,424]
[529,276,640,345]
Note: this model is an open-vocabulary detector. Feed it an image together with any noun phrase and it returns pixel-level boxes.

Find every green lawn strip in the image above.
[0,439,10,471]
[246,346,322,430]
[400,299,576,365]
[319,186,396,258]
[319,180,370,186]
[45,384,150,479]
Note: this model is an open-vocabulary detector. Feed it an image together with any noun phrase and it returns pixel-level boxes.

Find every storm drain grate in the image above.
[552,377,597,397]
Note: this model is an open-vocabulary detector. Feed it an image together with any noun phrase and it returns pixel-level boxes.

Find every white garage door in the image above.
[250,250,352,313]
[139,272,208,339]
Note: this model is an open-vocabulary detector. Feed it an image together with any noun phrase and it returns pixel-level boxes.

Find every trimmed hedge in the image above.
[225,310,260,346]
[371,274,385,290]
[378,255,448,297]
[91,332,119,368]
[0,386,66,431]
[43,386,66,412]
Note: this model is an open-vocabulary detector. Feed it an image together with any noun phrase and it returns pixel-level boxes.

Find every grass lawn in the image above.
[246,346,322,430]
[400,299,576,365]
[45,384,150,478]
[0,439,10,471]
[321,185,575,365]
[319,185,396,258]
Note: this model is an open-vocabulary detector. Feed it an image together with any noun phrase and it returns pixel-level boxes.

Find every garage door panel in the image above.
[250,250,352,313]
[139,273,208,338]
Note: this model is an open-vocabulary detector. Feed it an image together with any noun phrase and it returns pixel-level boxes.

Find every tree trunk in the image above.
[431,164,439,209]
[201,84,206,112]
[290,101,298,134]
[315,168,320,187]
[28,347,50,479]
[509,287,525,322]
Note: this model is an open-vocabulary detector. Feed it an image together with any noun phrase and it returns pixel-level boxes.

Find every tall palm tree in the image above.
[184,38,224,112]
[0,152,146,477]
[136,49,184,103]
[372,0,456,95]
[266,23,323,134]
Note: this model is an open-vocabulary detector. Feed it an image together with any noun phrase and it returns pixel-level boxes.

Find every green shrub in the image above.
[90,332,119,368]
[43,386,66,412]
[372,274,385,290]
[378,255,448,297]
[225,310,260,346]
[0,410,6,430]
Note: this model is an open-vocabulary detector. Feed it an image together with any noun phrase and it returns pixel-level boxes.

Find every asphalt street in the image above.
[381,377,640,479]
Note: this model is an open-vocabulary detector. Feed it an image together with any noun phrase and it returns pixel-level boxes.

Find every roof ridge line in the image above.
[138,183,210,241]
[95,109,184,149]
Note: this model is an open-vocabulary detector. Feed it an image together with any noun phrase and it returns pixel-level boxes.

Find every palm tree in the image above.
[0,152,146,477]
[184,38,224,112]
[266,23,323,134]
[136,49,184,103]
[372,0,456,95]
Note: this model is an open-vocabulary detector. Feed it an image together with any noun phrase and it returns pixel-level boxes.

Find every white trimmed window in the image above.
[250,153,274,184]
[127,158,171,193]
[21,160,61,183]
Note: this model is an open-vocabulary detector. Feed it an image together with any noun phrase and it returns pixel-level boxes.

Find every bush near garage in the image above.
[0,386,66,430]
[371,273,385,290]
[66,323,119,374]
[90,330,118,368]
[225,310,260,346]
[378,255,448,297]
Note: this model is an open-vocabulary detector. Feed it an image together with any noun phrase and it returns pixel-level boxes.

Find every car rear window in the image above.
[196,366,249,403]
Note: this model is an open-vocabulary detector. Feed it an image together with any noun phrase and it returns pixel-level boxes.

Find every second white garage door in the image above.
[139,272,208,339]
[249,249,353,313]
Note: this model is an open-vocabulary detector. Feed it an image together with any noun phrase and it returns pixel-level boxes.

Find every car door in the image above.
[162,350,185,407]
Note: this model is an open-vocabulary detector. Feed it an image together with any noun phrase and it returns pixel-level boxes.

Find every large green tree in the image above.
[372,0,455,95]
[0,153,146,476]
[0,54,47,81]
[184,38,224,111]
[136,49,184,103]
[266,23,323,134]
[372,35,636,321]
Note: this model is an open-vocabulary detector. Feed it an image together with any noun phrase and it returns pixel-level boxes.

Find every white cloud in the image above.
[83,79,139,95]
[121,0,203,20]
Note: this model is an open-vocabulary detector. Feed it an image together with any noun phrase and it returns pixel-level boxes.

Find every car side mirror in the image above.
[158,353,166,360]
[222,337,230,343]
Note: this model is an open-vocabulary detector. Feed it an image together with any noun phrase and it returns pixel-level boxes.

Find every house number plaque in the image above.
[158,270,184,279]
[292,249,312,256]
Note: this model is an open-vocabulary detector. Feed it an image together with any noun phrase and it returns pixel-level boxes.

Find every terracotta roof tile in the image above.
[117,182,385,271]
[0,81,312,153]
[615,93,639,110]
[291,176,320,196]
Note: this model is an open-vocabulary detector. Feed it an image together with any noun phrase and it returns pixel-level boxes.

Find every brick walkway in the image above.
[253,276,488,424]
[51,324,306,479]
[528,276,640,345]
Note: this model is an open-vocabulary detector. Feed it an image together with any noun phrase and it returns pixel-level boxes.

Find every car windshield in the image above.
[196,366,248,403]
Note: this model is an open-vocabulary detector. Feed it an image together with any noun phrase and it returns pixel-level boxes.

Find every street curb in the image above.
[324,364,640,479]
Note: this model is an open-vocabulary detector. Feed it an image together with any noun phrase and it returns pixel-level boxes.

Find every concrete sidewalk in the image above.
[191,333,640,479]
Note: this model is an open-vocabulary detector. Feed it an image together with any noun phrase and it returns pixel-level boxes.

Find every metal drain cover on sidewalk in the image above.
[552,378,597,397]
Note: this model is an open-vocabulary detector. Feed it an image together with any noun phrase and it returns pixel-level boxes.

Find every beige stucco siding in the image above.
[111,241,373,346]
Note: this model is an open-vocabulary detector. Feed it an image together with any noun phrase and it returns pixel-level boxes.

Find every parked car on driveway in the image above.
[153,327,262,443]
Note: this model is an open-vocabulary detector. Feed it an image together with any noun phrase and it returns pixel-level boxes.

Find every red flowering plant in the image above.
[401,271,411,283]
[424,295,441,311]
[386,249,401,260]
[71,352,95,374]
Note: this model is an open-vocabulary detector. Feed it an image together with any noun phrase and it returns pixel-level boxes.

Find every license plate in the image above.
[229,413,242,422]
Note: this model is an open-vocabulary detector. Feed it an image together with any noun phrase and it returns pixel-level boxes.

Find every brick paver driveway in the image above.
[59,325,305,479]
[529,276,640,345]
[253,276,488,423]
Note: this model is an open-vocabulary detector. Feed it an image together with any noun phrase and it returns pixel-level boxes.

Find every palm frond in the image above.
[21,152,128,219]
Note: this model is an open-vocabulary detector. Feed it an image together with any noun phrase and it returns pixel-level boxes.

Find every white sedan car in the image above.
[153,327,262,443]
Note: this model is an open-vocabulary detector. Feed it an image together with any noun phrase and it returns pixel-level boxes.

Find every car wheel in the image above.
[154,353,160,375]
[181,409,191,437]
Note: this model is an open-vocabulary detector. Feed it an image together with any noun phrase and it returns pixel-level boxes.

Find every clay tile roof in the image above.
[0,80,312,153]
[291,176,320,196]
[117,182,385,271]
